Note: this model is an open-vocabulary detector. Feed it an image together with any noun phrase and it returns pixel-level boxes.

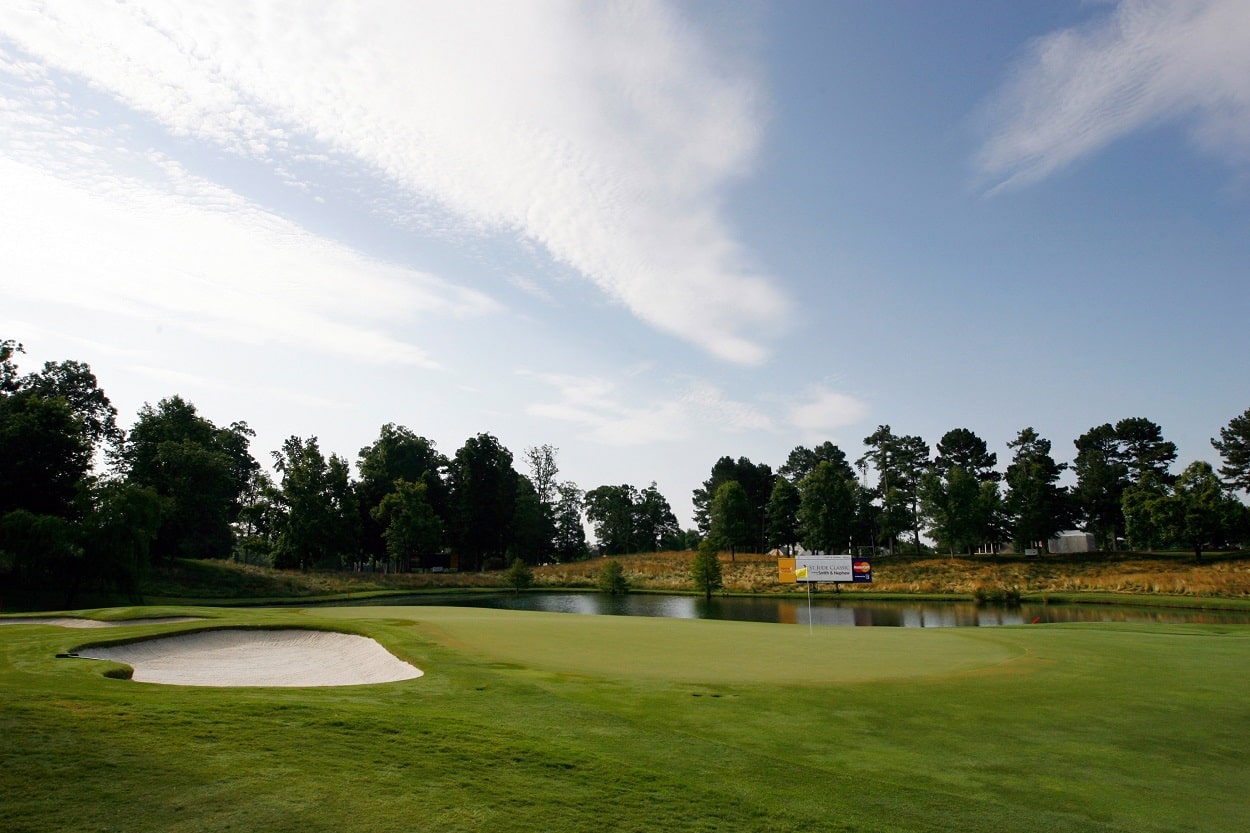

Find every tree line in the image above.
[3,337,1249,606]
[696,419,1249,563]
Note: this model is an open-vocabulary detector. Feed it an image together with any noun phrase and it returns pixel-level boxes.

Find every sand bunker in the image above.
[0,617,201,628]
[76,629,424,687]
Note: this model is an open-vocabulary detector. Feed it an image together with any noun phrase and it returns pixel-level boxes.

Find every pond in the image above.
[339,591,1250,628]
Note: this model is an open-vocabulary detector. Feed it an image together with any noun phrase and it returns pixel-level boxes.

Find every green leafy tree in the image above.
[120,396,257,561]
[510,476,554,564]
[371,479,442,571]
[920,466,1001,556]
[271,436,359,570]
[690,537,723,599]
[356,424,448,566]
[79,481,163,602]
[709,480,753,559]
[0,338,22,394]
[634,483,679,552]
[1211,407,1250,494]
[1167,461,1248,562]
[764,476,801,553]
[552,481,588,562]
[524,444,560,509]
[447,433,519,570]
[584,484,639,555]
[1122,473,1171,552]
[22,359,122,452]
[0,509,77,600]
[0,390,92,519]
[1004,428,1070,551]
[597,558,629,595]
[797,461,857,554]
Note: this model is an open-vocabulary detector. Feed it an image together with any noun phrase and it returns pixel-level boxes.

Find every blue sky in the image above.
[3,1,1248,527]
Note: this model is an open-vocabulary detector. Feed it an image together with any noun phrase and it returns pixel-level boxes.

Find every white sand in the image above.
[76,628,424,687]
[0,616,201,628]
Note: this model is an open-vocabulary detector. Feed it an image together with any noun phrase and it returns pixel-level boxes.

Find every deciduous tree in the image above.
[120,396,258,561]
[371,479,442,571]
[447,433,519,570]
[584,484,638,555]
[357,425,448,561]
[271,436,359,570]
[552,481,588,562]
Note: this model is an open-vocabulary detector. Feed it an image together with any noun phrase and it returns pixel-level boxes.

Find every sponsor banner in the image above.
[780,555,872,583]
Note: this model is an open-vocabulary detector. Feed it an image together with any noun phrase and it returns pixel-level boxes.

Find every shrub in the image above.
[597,559,629,595]
[506,558,534,596]
[973,583,1021,605]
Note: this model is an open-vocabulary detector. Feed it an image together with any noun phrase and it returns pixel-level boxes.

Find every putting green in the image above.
[310,606,1025,684]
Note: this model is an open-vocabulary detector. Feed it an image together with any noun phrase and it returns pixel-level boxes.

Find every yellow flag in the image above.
[795,566,808,579]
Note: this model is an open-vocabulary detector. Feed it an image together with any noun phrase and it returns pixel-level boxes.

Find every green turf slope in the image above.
[2,607,1248,833]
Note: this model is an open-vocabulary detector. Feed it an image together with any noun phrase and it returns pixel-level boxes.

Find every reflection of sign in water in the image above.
[779,555,872,583]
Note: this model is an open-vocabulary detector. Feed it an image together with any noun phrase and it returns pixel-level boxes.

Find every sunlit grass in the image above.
[2,606,1249,832]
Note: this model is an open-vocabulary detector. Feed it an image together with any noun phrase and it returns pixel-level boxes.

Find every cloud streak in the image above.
[1,0,787,364]
[976,0,1250,190]
[0,52,498,369]
[521,371,868,448]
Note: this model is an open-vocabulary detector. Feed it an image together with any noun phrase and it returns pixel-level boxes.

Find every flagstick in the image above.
[807,581,813,635]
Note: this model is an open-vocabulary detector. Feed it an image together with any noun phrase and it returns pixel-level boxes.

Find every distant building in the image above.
[1048,530,1096,554]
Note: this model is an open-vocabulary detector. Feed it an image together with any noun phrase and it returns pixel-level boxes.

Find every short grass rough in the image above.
[2,606,1249,832]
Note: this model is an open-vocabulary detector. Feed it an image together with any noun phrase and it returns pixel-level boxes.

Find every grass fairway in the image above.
[2,608,1248,832]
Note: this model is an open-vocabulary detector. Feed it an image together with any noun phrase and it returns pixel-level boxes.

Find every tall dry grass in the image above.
[533,551,1250,599]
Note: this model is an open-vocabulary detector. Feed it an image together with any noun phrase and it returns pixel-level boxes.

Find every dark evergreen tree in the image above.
[764,476,801,553]
[1004,428,1070,551]
[797,461,857,554]
[692,456,773,552]
[1211,407,1250,494]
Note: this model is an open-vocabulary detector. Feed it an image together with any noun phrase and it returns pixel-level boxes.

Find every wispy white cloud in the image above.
[786,385,869,441]
[0,66,499,371]
[976,0,1250,190]
[520,370,774,446]
[0,0,787,364]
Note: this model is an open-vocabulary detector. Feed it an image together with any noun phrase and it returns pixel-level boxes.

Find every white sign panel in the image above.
[795,555,853,583]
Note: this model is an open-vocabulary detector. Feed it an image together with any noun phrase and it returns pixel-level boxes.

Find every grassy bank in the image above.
[2,606,1248,832]
[152,550,1250,606]
[7,550,1247,612]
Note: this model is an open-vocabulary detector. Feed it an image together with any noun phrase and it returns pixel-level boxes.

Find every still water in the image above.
[353,591,1250,628]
